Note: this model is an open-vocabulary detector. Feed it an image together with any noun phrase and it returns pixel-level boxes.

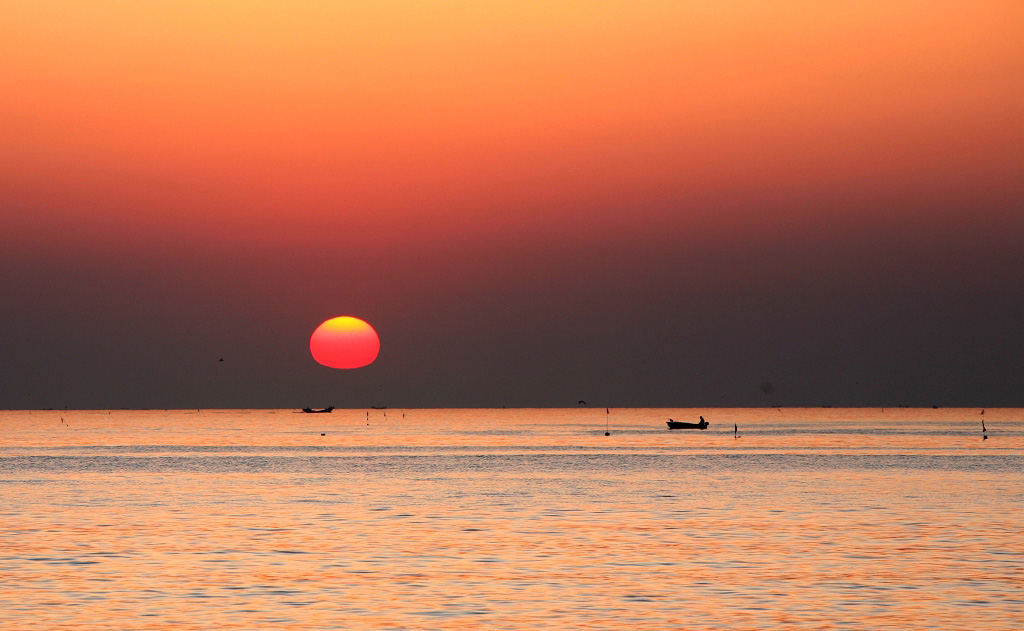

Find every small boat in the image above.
[301,406,334,413]
[370,406,387,410]
[667,416,709,430]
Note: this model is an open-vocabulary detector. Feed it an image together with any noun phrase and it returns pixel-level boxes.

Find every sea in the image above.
[1,407,1022,630]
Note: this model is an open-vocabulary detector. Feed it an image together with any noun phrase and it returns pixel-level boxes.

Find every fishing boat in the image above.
[301,406,334,413]
[667,416,709,430]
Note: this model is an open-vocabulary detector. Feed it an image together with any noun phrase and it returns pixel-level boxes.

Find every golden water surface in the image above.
[1,408,1022,630]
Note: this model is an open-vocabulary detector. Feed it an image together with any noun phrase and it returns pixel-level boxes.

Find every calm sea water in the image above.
[2,408,1022,630]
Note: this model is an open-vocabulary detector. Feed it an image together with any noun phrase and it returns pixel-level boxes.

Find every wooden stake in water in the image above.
[605,408,610,436]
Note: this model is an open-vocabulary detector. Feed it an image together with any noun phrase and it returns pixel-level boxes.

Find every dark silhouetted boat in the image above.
[301,406,334,413]
[370,406,387,410]
[667,416,709,430]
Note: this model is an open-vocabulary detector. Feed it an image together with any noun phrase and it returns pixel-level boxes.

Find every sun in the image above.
[310,316,380,369]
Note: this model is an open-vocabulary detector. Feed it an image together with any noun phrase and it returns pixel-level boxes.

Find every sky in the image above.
[2,1,1023,409]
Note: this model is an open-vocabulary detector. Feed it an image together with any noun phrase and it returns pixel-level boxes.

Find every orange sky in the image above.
[3,1,1022,253]
[3,2,1023,408]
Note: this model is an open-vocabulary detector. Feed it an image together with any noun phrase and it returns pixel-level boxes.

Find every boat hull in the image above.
[666,420,708,430]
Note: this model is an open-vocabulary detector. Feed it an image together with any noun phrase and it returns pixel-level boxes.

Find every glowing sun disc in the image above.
[310,316,380,369]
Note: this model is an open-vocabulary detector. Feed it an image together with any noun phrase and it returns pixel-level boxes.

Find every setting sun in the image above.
[309,316,380,369]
